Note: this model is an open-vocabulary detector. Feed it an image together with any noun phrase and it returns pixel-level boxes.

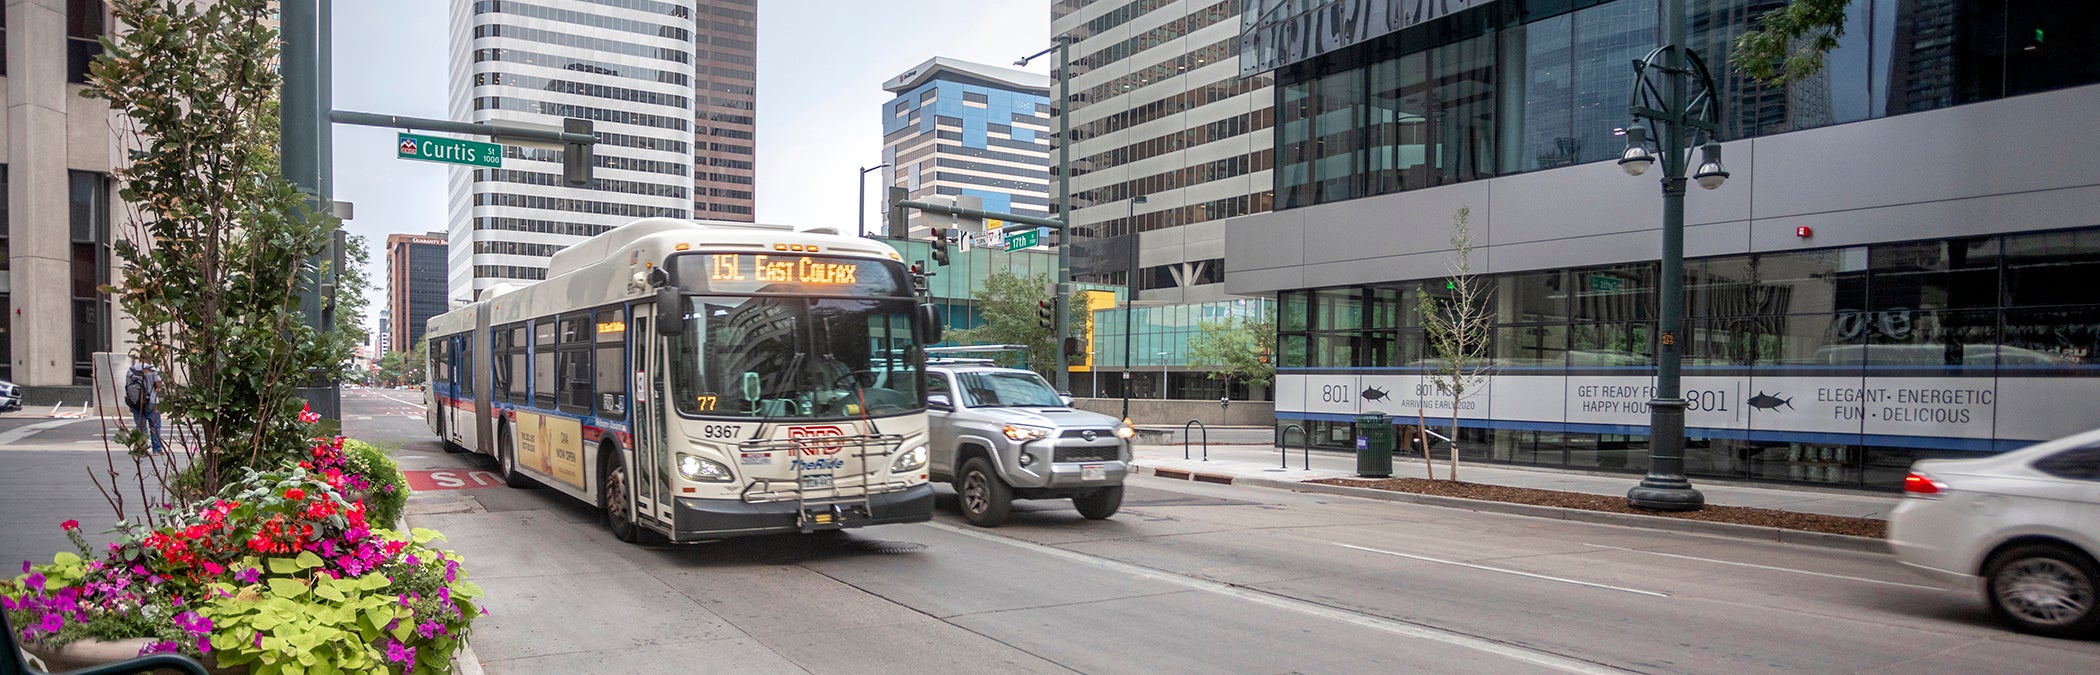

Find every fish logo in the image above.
[1746,391,1794,411]
[1360,386,1390,401]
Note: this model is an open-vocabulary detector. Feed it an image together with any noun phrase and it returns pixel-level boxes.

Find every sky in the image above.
[330,0,1050,340]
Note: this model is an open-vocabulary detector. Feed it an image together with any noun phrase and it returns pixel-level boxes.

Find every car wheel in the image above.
[957,457,1011,527]
[498,423,530,489]
[1985,543,2100,638]
[1072,485,1122,520]
[602,448,643,543]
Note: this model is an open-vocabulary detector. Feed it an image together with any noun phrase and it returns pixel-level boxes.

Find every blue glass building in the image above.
[880,57,1054,240]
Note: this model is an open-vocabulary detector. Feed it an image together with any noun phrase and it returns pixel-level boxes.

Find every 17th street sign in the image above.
[397,132,503,168]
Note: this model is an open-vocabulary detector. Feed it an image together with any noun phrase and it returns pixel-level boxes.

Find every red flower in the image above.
[61,520,79,531]
[284,488,307,501]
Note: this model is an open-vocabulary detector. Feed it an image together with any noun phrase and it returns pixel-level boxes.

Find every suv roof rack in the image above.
[925,357,1001,365]
[925,344,1031,354]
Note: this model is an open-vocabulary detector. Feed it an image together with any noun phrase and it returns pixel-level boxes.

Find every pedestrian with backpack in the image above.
[125,361,164,454]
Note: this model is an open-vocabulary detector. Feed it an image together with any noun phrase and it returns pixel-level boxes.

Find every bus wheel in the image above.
[602,448,643,543]
[498,423,530,489]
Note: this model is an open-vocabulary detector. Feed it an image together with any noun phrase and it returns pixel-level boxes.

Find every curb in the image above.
[1132,464,1890,554]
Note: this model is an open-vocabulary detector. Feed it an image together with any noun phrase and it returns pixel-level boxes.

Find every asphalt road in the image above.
[8,390,2100,673]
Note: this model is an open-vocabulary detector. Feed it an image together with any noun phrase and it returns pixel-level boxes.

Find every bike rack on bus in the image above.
[1183,420,1208,461]
[1279,423,1307,470]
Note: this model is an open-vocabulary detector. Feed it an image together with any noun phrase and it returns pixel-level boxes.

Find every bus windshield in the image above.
[668,294,923,420]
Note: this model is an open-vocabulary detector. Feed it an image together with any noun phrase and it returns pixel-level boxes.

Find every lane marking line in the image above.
[927,522,1629,674]
[371,392,426,409]
[1580,543,1939,591]
[0,418,90,447]
[1336,543,1671,598]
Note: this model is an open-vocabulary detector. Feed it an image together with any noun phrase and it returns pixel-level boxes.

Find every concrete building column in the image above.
[8,0,78,389]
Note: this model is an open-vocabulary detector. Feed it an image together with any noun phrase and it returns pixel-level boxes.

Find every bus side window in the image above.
[460,334,474,397]
[557,312,592,414]
[506,325,528,403]
[489,329,507,398]
[595,307,627,418]
[533,319,556,408]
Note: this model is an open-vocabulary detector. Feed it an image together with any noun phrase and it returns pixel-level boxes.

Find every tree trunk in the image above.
[1447,399,1462,482]
[1416,406,1435,480]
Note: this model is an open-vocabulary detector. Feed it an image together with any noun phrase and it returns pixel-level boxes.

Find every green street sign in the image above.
[1006,229,1040,251]
[397,133,502,168]
[1588,273,1625,292]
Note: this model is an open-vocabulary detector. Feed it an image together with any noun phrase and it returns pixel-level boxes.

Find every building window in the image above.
[67,0,107,84]
[70,171,110,385]
[0,165,9,380]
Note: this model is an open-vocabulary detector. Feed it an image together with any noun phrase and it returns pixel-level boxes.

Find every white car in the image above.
[1888,429,2100,637]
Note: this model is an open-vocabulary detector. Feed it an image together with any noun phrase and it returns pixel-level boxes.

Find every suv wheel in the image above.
[1073,485,1122,520]
[957,457,1011,527]
[1985,543,2099,638]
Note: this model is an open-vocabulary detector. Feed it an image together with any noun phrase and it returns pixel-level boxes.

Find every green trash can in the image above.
[1354,413,1394,478]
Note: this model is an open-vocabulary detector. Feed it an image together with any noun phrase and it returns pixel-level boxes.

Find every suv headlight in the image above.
[890,445,927,473]
[676,453,733,482]
[1115,423,1136,439]
[1002,424,1051,441]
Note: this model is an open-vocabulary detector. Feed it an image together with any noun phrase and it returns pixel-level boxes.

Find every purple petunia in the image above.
[235,566,261,584]
[37,613,62,633]
[385,639,416,665]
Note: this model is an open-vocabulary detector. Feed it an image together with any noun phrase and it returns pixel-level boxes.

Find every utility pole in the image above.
[281,0,340,421]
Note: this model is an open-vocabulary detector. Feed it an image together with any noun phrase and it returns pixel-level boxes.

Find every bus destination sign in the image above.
[708,254,861,285]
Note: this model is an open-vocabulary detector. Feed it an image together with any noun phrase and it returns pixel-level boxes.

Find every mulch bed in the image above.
[1309,477,1887,539]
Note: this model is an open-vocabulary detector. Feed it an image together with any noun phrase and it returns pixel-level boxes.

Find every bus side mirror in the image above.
[655,288,682,336]
[916,303,943,345]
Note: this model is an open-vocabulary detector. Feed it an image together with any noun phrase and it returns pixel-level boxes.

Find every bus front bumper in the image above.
[668,483,935,541]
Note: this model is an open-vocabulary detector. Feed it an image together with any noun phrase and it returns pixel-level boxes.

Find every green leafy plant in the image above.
[339,440,410,528]
[944,272,1086,378]
[1732,0,1852,85]
[1185,314,1278,390]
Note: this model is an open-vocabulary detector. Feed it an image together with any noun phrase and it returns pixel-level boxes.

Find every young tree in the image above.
[1185,315,1277,391]
[1415,206,1492,481]
[89,0,354,514]
[1732,0,1852,85]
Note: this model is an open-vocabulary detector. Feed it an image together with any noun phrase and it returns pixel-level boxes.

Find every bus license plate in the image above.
[801,473,833,490]
[1082,465,1105,481]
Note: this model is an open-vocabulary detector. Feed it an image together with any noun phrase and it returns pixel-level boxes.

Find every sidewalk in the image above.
[1130,442,1900,521]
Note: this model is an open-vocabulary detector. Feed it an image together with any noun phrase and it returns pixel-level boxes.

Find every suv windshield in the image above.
[668,295,922,420]
[956,370,1063,408]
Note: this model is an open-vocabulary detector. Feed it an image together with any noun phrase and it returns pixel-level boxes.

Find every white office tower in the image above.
[447,0,699,302]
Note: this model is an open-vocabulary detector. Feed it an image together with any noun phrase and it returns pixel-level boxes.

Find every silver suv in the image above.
[925,362,1133,526]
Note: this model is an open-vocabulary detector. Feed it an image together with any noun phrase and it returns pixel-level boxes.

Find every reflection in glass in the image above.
[670,295,922,420]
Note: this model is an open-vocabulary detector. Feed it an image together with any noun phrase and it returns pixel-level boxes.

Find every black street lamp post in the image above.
[1121,195,1147,423]
[1620,0,1729,511]
[858,163,890,237]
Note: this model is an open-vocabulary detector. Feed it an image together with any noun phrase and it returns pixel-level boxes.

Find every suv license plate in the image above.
[801,473,833,489]
[1081,465,1105,481]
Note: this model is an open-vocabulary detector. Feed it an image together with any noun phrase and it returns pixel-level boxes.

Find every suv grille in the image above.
[1054,447,1118,463]
[1060,428,1114,439]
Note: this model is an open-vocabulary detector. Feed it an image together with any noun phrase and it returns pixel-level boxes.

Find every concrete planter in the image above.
[21,637,245,674]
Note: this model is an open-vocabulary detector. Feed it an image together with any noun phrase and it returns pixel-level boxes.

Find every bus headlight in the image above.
[1002,424,1051,441]
[890,445,927,473]
[677,453,732,482]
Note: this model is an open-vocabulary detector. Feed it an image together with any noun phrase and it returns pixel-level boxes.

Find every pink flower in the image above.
[234,567,261,584]
[60,520,79,531]
[385,640,416,665]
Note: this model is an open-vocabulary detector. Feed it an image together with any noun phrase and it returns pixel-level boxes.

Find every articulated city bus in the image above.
[424,217,941,542]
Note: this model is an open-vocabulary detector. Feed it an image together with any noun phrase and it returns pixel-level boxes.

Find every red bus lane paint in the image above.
[404,469,509,491]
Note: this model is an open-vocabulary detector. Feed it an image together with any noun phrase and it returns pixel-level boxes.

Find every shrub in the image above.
[336,439,410,528]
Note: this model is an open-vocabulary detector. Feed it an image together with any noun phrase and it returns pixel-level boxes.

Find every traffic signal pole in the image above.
[277,0,600,422]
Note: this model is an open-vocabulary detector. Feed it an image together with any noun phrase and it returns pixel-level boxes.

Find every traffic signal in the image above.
[932,229,951,266]
[886,186,908,239]
[562,118,594,186]
[1036,300,1054,330]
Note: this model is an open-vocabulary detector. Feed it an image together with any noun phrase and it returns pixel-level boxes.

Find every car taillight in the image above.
[1903,471,1946,498]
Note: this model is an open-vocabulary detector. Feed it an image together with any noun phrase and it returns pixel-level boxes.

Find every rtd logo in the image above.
[788,425,846,455]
